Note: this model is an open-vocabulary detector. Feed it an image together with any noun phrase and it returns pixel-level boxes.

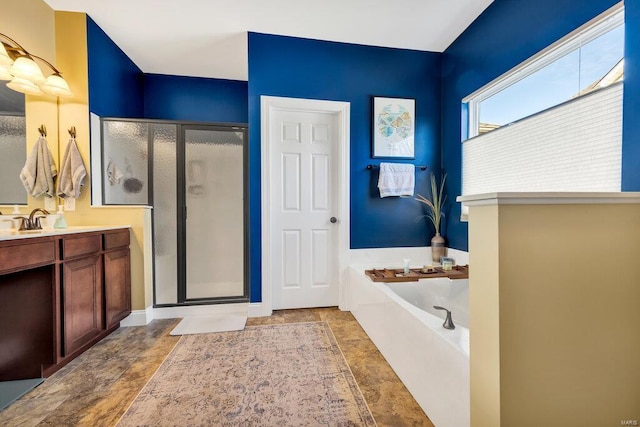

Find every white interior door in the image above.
[269,108,339,309]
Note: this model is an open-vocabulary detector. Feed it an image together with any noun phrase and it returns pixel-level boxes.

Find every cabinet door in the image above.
[104,248,131,328]
[62,255,103,356]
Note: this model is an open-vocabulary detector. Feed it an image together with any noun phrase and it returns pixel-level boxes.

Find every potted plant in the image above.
[416,173,446,263]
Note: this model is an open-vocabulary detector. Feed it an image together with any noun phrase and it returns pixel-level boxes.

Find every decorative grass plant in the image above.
[415,172,447,235]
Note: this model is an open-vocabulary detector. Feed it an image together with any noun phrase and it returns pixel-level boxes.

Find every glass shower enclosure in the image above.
[100,118,248,305]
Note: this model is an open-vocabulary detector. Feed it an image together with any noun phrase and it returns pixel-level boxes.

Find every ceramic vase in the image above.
[431,232,445,263]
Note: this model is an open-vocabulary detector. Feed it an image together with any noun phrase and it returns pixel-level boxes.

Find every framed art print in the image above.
[372,96,415,159]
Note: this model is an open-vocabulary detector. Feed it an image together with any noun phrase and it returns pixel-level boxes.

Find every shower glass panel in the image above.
[102,121,149,205]
[184,128,244,300]
[100,118,247,306]
[152,124,178,305]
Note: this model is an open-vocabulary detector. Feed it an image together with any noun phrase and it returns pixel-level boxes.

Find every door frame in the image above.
[260,96,350,316]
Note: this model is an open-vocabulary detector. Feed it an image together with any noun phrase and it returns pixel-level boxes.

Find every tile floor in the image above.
[0,308,434,426]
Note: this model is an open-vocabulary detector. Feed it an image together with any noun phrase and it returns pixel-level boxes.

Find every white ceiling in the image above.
[43,0,494,81]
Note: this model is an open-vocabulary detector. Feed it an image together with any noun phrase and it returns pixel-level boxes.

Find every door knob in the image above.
[330,217,337,223]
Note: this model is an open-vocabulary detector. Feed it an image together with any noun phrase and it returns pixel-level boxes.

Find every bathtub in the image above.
[348,267,470,427]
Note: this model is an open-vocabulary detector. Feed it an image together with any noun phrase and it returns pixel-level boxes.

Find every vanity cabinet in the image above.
[61,233,105,356]
[104,230,131,328]
[0,227,131,380]
[0,239,55,274]
[62,254,104,355]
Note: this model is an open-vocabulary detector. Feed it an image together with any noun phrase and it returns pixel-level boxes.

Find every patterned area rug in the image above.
[117,322,376,426]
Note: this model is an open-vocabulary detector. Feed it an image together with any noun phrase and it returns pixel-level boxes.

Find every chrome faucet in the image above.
[14,208,50,231]
[433,306,456,330]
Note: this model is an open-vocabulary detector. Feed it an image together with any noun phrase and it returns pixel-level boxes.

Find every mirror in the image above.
[0,84,27,205]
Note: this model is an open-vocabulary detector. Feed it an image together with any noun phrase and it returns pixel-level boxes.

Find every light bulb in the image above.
[10,56,45,84]
[0,43,13,67]
[7,76,44,95]
[0,64,12,81]
[41,73,72,97]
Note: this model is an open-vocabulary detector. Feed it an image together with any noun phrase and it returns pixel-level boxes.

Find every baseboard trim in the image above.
[120,307,152,327]
[152,303,249,319]
[121,303,252,326]
[248,302,272,318]
[122,298,352,325]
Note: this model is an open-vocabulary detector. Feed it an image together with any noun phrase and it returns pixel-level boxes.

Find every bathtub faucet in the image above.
[433,306,456,330]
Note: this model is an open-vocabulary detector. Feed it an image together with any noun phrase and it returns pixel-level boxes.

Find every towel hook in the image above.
[68,126,76,138]
[38,124,47,137]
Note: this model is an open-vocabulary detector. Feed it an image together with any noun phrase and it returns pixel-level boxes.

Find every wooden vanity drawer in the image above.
[0,239,55,274]
[62,234,101,259]
[103,229,130,250]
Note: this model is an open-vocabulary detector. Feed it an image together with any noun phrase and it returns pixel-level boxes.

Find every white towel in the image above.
[377,162,415,198]
[20,136,57,198]
[57,137,87,199]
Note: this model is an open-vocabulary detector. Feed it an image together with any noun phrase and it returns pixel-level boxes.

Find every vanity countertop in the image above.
[0,225,130,241]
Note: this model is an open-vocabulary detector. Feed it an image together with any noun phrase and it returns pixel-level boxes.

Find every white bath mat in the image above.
[170,314,247,335]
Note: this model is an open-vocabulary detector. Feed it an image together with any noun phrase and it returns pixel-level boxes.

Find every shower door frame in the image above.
[98,117,249,307]
[175,123,249,306]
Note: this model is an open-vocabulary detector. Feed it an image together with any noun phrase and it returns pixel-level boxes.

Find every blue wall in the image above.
[248,33,442,302]
[622,0,640,191]
[86,16,144,118]
[143,74,247,123]
[440,0,625,251]
[86,17,247,124]
[88,3,640,304]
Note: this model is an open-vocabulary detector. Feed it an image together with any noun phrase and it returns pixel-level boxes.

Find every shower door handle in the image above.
[330,217,337,223]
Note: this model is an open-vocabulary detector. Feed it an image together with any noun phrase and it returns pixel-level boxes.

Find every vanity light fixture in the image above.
[0,33,72,98]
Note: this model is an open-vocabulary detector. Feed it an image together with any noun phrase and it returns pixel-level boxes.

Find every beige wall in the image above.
[1,2,151,310]
[469,202,640,427]
[468,204,501,427]
[1,0,59,189]
[2,0,55,57]
[55,11,151,310]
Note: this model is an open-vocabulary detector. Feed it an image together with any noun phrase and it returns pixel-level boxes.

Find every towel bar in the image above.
[367,164,427,171]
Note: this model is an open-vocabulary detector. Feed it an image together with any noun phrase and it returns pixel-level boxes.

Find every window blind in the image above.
[462,83,622,198]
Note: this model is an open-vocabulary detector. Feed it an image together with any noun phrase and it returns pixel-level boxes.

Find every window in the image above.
[464,3,624,138]
[460,3,625,220]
